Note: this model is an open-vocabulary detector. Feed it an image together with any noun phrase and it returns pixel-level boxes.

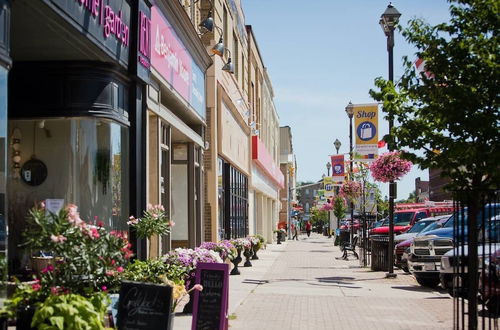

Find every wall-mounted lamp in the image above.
[222,49,234,74]
[199,10,214,32]
[212,35,225,57]
[11,127,22,179]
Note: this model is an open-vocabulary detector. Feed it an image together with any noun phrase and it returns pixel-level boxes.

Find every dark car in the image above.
[480,248,500,315]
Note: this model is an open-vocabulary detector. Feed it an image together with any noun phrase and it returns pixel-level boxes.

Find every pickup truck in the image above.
[408,204,499,288]
[440,214,500,297]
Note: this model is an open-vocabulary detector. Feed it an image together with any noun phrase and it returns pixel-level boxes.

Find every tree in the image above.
[333,196,347,220]
[370,1,499,325]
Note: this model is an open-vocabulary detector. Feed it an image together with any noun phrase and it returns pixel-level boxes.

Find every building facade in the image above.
[247,26,283,243]
[279,126,297,231]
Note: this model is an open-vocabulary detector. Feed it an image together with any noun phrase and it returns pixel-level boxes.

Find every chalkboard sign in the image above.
[191,263,229,330]
[116,281,173,330]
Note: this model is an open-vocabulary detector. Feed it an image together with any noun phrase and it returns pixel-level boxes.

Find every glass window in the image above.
[8,118,129,271]
[393,212,414,226]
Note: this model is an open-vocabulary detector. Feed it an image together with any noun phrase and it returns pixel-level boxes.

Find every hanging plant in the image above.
[369,151,412,183]
[340,181,362,201]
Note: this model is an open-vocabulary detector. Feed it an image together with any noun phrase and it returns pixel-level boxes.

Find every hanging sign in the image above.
[330,155,345,185]
[353,103,379,162]
[323,177,335,198]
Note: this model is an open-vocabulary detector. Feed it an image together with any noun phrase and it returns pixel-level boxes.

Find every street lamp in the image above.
[380,2,401,278]
[326,162,331,176]
[345,101,355,244]
[334,139,341,154]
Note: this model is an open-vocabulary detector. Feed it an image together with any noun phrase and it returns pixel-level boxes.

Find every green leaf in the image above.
[49,316,65,330]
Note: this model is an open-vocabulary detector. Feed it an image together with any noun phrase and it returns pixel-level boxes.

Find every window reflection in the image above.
[8,118,129,272]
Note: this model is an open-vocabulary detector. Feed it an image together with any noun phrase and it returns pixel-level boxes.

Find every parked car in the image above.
[370,218,387,230]
[340,219,360,231]
[409,203,500,288]
[480,248,500,315]
[394,215,451,272]
[369,204,454,235]
[440,214,500,297]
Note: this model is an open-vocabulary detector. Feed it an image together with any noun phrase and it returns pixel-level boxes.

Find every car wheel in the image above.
[416,277,440,288]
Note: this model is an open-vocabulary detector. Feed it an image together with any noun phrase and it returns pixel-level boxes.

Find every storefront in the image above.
[250,136,283,242]
[145,1,211,254]
[4,0,151,270]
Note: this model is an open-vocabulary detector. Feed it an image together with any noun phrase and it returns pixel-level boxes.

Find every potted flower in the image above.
[250,235,265,260]
[369,151,412,182]
[128,204,174,257]
[274,229,286,244]
[7,203,132,328]
[162,247,222,313]
[242,238,254,267]
[199,241,236,262]
[340,180,362,201]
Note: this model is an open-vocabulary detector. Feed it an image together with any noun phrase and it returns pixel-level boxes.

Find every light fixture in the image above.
[222,51,234,74]
[212,37,224,57]
[199,10,214,32]
[334,139,342,153]
[253,129,260,136]
[380,2,401,35]
[249,121,256,128]
[11,128,22,179]
[345,101,354,118]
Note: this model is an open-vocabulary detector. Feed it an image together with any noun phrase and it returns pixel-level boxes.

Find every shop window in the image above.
[8,118,129,271]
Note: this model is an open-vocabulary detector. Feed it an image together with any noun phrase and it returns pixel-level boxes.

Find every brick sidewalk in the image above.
[229,233,453,330]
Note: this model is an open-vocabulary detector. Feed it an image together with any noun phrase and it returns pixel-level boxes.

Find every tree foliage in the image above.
[333,196,347,220]
[370,0,499,194]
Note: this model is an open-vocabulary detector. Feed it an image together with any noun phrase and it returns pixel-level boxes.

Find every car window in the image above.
[408,220,434,233]
[415,212,428,221]
[394,212,414,226]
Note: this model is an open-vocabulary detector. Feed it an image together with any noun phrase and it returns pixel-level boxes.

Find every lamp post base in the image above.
[385,272,397,279]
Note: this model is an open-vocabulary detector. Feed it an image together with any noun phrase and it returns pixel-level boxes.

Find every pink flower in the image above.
[97,220,104,227]
[106,270,115,276]
[127,216,139,225]
[51,286,59,295]
[169,220,175,227]
[31,283,41,291]
[110,259,116,265]
[116,266,124,273]
[40,201,46,209]
[193,284,203,291]
[101,285,107,291]
[41,264,54,274]
[50,234,67,243]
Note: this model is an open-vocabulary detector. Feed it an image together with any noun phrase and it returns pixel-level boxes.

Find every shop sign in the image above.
[353,103,379,162]
[252,136,284,188]
[191,263,229,330]
[48,0,131,66]
[136,0,151,82]
[151,6,206,118]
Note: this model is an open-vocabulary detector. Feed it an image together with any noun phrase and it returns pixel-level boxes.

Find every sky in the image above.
[242,0,452,199]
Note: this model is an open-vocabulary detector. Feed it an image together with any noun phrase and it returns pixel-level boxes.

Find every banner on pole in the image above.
[353,103,379,162]
[323,177,335,198]
[330,155,345,184]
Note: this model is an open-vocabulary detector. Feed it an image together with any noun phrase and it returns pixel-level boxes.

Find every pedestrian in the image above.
[292,219,299,240]
[305,221,312,237]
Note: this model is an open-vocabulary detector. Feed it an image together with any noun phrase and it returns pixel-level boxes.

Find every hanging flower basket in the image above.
[320,203,333,212]
[369,151,412,183]
[340,181,361,200]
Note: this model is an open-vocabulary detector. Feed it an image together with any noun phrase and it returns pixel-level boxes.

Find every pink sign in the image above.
[252,136,285,188]
[151,7,201,109]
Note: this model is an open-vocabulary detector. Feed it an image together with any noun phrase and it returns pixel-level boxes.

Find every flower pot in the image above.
[251,244,260,260]
[182,286,195,314]
[243,249,253,267]
[230,249,242,275]
[16,304,36,330]
[30,256,53,273]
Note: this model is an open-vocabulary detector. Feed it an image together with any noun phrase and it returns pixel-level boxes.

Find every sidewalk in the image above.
[172,238,289,329]
[175,233,453,329]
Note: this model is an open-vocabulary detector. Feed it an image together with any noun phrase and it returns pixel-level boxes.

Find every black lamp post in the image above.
[326,162,331,176]
[345,101,355,244]
[380,2,401,278]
